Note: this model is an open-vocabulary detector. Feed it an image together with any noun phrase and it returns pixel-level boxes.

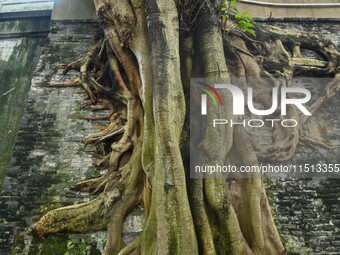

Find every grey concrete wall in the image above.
[51,0,97,20]
[0,16,50,192]
[0,0,54,13]
[0,21,103,254]
[264,22,340,255]
[0,4,339,254]
[238,0,340,19]
[2,0,340,21]
[0,37,46,191]
[0,18,50,38]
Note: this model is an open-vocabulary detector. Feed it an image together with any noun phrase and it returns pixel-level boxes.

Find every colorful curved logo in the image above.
[195,82,223,115]
[196,82,223,106]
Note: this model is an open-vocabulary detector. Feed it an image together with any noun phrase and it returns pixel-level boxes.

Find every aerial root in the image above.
[89,126,143,195]
[95,154,111,167]
[105,95,140,170]
[107,46,129,91]
[103,196,139,255]
[85,122,125,145]
[116,237,141,255]
[256,142,299,162]
[70,111,114,121]
[80,75,97,103]
[33,189,120,237]
[102,156,143,255]
[53,35,105,105]
[303,76,340,125]
[231,24,340,163]
[83,96,137,171]
[77,164,121,195]
[250,127,299,162]
[74,169,121,195]
[96,126,125,143]
[109,139,133,170]
[300,136,331,150]
[76,98,119,122]
[43,77,82,88]
[72,174,109,194]
[56,59,82,74]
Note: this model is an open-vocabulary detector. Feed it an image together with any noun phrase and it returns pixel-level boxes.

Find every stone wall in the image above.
[264,21,340,255]
[0,20,143,255]
[267,178,340,255]
[51,0,97,21]
[0,21,102,254]
[0,16,49,190]
[237,0,340,20]
[0,0,54,13]
[0,19,339,255]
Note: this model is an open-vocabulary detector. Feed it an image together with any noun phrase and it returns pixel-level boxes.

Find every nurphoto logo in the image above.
[197,82,311,116]
[194,79,312,128]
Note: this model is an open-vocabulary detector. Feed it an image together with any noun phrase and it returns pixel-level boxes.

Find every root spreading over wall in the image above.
[34,1,339,254]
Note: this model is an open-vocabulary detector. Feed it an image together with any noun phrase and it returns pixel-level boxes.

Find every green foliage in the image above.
[221,0,256,37]
[235,12,256,37]
[96,142,106,155]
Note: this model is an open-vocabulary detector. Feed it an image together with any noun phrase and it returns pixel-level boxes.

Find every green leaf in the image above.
[249,30,256,37]
[238,20,254,28]
[221,0,255,37]
[230,6,238,13]
[244,27,256,37]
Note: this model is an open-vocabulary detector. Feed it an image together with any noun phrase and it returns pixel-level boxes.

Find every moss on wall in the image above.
[0,36,46,190]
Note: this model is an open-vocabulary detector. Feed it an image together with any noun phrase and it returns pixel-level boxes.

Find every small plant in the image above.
[96,142,106,155]
[221,0,256,37]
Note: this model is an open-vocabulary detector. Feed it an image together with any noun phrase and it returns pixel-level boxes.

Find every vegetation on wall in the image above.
[33,0,340,254]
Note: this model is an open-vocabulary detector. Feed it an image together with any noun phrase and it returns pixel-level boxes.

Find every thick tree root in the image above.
[34,1,339,255]
[71,175,108,194]
[43,77,82,88]
[33,189,120,237]
[116,237,140,255]
[224,22,340,162]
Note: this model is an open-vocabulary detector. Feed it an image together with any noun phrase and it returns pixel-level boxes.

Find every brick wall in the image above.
[0,20,339,255]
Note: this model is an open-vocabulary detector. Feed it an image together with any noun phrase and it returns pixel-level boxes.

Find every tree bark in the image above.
[33,1,340,254]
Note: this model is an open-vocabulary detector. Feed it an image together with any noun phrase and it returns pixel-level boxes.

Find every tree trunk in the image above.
[33,1,340,254]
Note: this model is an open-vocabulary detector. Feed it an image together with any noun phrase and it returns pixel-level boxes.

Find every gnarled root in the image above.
[225,22,340,162]
[54,34,106,104]
[34,138,144,242]
[35,16,145,248]
[44,77,82,88]
[34,2,340,255]
[33,189,120,237]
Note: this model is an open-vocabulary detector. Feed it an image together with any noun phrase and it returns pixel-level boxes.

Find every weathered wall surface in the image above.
[0,21,103,254]
[265,21,340,255]
[0,17,49,191]
[0,0,54,13]
[0,17,50,38]
[268,179,340,255]
[0,21,142,255]
[238,0,340,19]
[51,0,97,21]
[0,4,339,255]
